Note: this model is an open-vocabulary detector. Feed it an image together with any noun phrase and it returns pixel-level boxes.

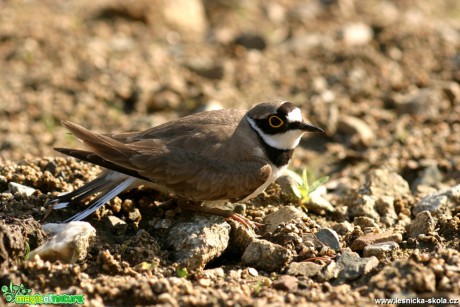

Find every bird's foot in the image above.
[226,213,264,229]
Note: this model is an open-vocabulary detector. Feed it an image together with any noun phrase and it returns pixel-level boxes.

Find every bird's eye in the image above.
[268,115,284,128]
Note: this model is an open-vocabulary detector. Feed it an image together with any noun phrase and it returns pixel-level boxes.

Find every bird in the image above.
[49,101,323,227]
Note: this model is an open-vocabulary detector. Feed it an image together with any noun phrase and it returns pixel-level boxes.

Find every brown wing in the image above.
[58,121,272,201]
[129,148,272,200]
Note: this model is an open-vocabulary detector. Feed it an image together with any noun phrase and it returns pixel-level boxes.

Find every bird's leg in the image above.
[176,198,263,229]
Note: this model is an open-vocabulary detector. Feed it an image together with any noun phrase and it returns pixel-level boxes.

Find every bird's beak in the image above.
[292,122,324,133]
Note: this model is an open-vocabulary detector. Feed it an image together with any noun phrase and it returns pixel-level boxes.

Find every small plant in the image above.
[286,168,329,207]
[24,243,30,261]
[252,280,264,296]
[176,267,188,278]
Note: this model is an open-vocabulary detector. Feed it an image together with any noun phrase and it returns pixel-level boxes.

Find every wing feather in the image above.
[57,120,272,201]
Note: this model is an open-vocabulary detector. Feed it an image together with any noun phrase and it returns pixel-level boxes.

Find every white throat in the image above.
[247,117,305,150]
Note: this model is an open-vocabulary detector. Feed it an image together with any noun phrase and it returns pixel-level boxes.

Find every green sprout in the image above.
[252,280,264,296]
[176,267,188,278]
[24,243,30,260]
[286,168,329,208]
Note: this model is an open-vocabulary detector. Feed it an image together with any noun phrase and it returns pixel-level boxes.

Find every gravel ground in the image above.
[1,0,460,306]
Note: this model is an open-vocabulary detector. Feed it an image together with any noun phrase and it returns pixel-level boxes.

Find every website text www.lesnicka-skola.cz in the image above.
[375,297,459,305]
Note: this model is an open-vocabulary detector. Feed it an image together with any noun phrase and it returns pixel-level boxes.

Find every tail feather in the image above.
[64,176,137,222]
[49,172,137,222]
[51,176,110,208]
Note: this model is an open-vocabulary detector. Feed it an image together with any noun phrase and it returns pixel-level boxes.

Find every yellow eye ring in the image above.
[269,115,284,128]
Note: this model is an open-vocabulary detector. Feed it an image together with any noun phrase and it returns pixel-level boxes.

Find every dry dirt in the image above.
[1,0,460,306]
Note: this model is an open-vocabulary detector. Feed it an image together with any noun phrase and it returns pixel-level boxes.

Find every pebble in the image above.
[395,88,450,118]
[317,262,339,281]
[167,214,230,271]
[332,221,354,236]
[363,242,399,259]
[341,22,374,46]
[198,278,211,287]
[105,216,128,235]
[347,194,380,221]
[351,231,402,251]
[315,228,341,251]
[248,267,259,277]
[234,32,267,50]
[185,59,224,80]
[162,0,207,37]
[30,222,96,263]
[336,251,379,281]
[375,196,398,227]
[8,182,36,196]
[353,216,380,229]
[242,239,293,272]
[337,115,375,146]
[366,169,411,198]
[286,262,324,278]
[202,267,225,279]
[305,186,336,214]
[411,164,443,192]
[263,206,306,234]
[272,275,298,292]
[413,184,460,216]
[409,211,435,238]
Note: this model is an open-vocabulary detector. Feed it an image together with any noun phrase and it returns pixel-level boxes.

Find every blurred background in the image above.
[0,0,459,189]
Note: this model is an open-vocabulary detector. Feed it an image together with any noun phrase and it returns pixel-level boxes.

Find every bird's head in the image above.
[246,101,323,150]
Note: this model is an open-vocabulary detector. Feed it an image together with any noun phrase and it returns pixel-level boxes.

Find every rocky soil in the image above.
[1,0,460,306]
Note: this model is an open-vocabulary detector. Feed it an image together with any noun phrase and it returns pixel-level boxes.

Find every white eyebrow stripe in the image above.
[286,108,302,123]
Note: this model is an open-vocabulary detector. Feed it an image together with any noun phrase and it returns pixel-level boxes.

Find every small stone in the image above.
[163,0,207,37]
[409,211,435,238]
[363,242,399,259]
[337,115,375,146]
[168,214,230,271]
[202,267,225,279]
[185,59,224,80]
[375,196,398,226]
[341,22,373,46]
[332,221,354,236]
[302,233,324,249]
[8,182,36,196]
[286,262,324,277]
[347,194,380,221]
[336,251,379,281]
[413,184,460,216]
[366,169,411,199]
[128,208,141,223]
[351,231,402,251]
[353,216,380,229]
[395,88,450,118]
[198,278,211,287]
[317,261,340,281]
[234,32,267,50]
[152,218,173,229]
[411,164,443,192]
[263,206,306,234]
[30,222,96,263]
[248,267,259,277]
[272,275,298,292]
[315,228,341,251]
[242,239,293,272]
[227,218,257,254]
[305,186,336,214]
[105,216,128,235]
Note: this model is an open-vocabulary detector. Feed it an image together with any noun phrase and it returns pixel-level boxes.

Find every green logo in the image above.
[1,281,84,305]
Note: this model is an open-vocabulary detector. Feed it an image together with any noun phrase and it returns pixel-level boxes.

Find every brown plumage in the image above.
[51,102,322,224]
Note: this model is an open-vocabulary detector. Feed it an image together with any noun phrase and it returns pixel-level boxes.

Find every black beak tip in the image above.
[302,123,324,133]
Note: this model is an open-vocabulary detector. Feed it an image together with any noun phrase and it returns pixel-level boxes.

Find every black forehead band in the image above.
[276,102,296,116]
